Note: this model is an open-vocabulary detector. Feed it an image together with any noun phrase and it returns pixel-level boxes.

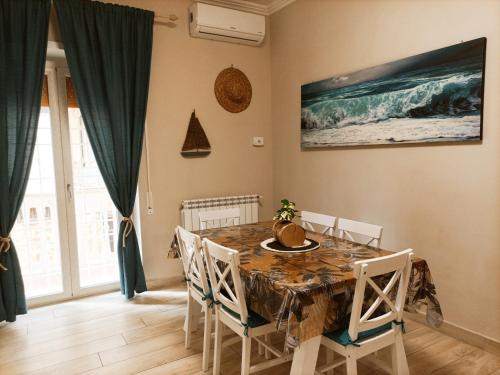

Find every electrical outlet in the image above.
[253,136,264,147]
[147,207,154,215]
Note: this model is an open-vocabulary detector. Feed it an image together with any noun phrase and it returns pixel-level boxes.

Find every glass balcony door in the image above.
[12,68,73,304]
[56,69,120,294]
[12,64,121,305]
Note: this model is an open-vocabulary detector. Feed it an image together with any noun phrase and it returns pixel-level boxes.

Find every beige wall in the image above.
[49,0,274,285]
[47,0,500,342]
[270,0,500,341]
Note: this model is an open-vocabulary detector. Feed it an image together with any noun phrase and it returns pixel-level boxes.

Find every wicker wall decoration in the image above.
[214,66,252,113]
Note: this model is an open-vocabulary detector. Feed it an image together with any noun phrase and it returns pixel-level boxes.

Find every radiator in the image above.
[180,194,261,231]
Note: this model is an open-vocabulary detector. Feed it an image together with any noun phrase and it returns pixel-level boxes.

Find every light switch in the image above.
[253,136,264,147]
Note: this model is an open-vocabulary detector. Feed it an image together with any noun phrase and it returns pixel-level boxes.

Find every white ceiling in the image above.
[204,0,296,15]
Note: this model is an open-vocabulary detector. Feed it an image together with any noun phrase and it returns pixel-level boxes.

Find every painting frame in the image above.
[301,38,487,148]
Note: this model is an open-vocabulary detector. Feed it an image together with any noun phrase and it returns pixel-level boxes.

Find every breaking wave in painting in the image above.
[301,39,485,147]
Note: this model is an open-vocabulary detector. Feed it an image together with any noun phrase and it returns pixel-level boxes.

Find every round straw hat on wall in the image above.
[214,66,252,113]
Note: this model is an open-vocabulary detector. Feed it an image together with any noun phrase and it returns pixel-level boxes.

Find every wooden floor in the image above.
[1,283,499,375]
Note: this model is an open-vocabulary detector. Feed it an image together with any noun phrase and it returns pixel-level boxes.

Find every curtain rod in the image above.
[154,14,178,25]
[50,1,178,26]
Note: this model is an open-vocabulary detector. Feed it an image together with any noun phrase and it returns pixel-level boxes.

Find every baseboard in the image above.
[27,276,183,309]
[406,311,500,357]
[146,276,184,290]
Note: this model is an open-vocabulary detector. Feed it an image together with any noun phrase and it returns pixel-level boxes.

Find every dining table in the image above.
[174,221,443,375]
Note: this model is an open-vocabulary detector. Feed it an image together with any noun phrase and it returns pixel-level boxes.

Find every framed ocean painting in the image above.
[301,38,486,147]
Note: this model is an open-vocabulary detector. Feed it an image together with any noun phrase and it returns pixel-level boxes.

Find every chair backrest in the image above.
[348,249,414,341]
[301,211,337,236]
[338,218,383,248]
[199,207,241,230]
[202,238,249,324]
[175,226,210,296]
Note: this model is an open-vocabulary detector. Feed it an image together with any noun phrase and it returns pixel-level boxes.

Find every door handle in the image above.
[66,183,73,200]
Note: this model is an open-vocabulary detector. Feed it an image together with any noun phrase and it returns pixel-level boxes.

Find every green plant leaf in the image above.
[274,198,297,221]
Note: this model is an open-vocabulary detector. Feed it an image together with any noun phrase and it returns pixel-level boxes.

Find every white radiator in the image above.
[180,194,261,231]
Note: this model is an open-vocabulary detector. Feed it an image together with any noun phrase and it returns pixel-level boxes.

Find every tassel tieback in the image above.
[0,236,12,271]
[121,217,134,248]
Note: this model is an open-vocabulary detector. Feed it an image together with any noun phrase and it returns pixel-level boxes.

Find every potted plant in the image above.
[273,199,306,247]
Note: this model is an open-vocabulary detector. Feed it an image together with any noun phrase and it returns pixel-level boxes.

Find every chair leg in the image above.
[325,348,334,375]
[264,334,271,359]
[213,312,223,375]
[191,302,202,332]
[258,341,264,356]
[202,305,212,372]
[241,336,252,375]
[346,356,357,375]
[391,334,409,375]
[184,292,193,349]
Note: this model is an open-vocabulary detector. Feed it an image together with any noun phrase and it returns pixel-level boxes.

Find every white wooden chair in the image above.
[203,238,293,375]
[301,211,337,236]
[316,249,414,375]
[199,207,241,230]
[175,225,213,372]
[337,218,383,248]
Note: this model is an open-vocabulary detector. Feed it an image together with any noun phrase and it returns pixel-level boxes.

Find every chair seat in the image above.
[191,284,266,330]
[221,304,270,328]
[323,322,393,346]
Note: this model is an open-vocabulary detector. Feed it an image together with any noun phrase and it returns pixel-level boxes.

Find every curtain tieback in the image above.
[122,217,134,248]
[0,236,12,271]
[0,236,11,252]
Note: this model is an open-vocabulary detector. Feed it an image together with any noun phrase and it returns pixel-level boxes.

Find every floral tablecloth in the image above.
[171,221,442,347]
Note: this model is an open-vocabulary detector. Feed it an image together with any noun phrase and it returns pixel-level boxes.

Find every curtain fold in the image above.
[0,0,51,322]
[54,0,153,299]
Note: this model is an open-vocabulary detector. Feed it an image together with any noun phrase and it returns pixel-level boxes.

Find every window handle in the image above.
[66,183,73,200]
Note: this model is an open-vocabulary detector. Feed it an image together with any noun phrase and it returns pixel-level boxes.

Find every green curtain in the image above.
[54,0,153,299]
[0,0,51,322]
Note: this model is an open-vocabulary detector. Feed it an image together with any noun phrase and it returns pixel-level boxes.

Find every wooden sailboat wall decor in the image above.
[181,110,211,157]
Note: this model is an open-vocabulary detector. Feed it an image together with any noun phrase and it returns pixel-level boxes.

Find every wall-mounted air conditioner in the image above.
[189,2,265,47]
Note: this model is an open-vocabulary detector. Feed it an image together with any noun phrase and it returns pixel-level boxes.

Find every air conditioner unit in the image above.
[189,2,265,47]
